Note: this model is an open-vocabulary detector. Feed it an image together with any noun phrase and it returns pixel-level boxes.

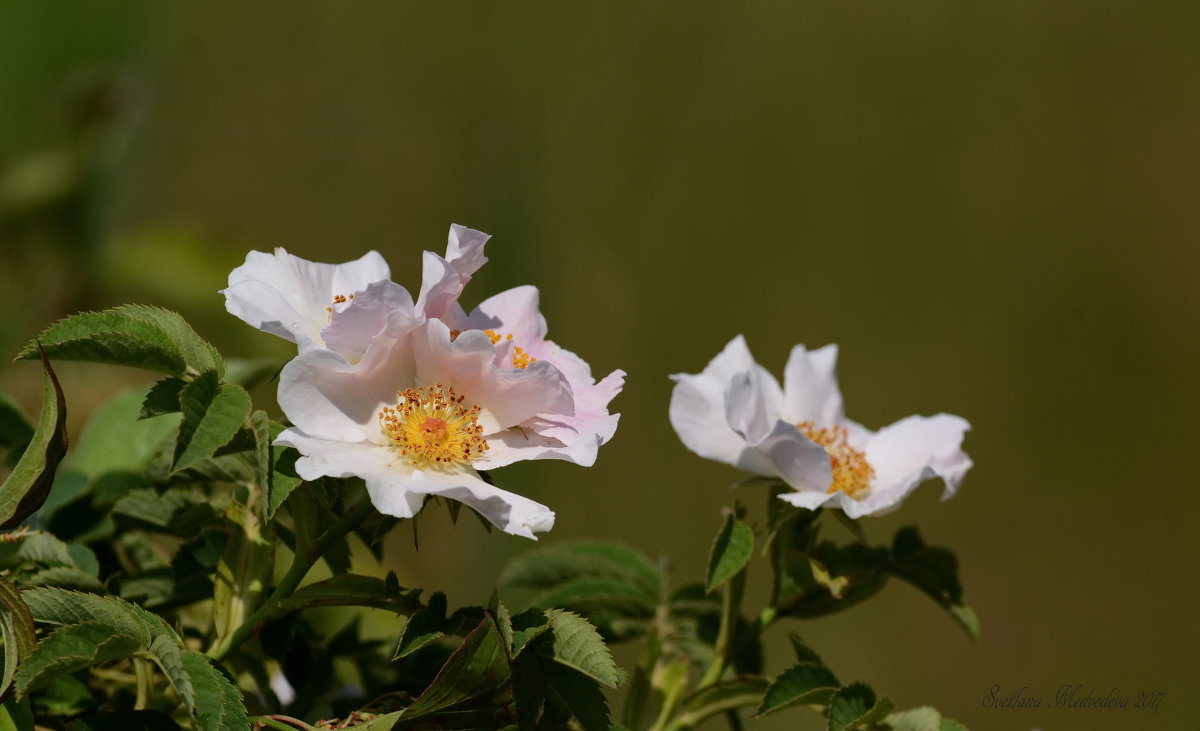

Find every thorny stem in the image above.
[208,498,375,662]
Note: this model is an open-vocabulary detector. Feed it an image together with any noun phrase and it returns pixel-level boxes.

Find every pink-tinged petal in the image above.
[322,280,416,362]
[741,420,834,494]
[223,248,390,350]
[668,335,763,466]
[783,344,844,425]
[450,285,548,343]
[376,465,554,539]
[849,414,972,516]
[724,369,786,445]
[277,338,416,443]
[412,320,573,433]
[415,225,491,318]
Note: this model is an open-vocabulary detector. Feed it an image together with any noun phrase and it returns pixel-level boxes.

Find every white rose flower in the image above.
[669,335,971,518]
[275,316,575,539]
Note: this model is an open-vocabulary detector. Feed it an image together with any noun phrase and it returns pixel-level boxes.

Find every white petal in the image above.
[415,225,491,318]
[412,320,573,433]
[741,419,834,493]
[852,414,973,516]
[379,466,554,540]
[223,248,390,351]
[322,280,415,362]
[277,338,416,443]
[724,369,786,444]
[783,344,844,425]
[452,285,548,343]
[668,335,762,466]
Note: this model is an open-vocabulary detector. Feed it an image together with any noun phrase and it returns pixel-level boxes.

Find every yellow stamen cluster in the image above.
[447,329,537,370]
[796,421,874,499]
[379,384,488,467]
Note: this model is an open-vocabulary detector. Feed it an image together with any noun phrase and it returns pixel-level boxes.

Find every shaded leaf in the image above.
[674,677,770,727]
[706,514,754,592]
[393,592,448,660]
[173,374,251,472]
[828,683,877,731]
[401,615,510,719]
[179,652,248,731]
[0,348,67,530]
[68,710,183,730]
[543,662,610,731]
[271,574,422,616]
[139,378,185,419]
[0,575,36,700]
[14,622,142,697]
[756,663,839,716]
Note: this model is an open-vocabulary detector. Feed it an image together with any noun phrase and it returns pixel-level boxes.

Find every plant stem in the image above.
[133,658,153,710]
[207,498,375,662]
[698,570,746,688]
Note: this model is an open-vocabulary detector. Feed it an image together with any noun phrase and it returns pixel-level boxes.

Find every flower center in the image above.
[796,421,874,499]
[325,293,356,320]
[379,384,489,467]
[448,329,538,370]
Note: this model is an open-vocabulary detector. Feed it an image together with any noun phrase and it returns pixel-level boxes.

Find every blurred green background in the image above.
[1,2,1195,729]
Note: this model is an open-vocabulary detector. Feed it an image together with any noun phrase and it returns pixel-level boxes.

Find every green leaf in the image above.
[0,697,34,731]
[0,575,36,700]
[139,378,185,419]
[538,609,625,689]
[828,683,876,731]
[352,711,402,730]
[500,541,660,600]
[706,513,754,592]
[509,608,551,659]
[0,348,67,530]
[401,615,511,719]
[261,419,301,520]
[270,574,422,616]
[20,589,157,645]
[67,710,183,730]
[113,488,217,536]
[393,592,448,660]
[17,306,223,379]
[24,568,105,592]
[32,673,94,717]
[14,622,142,697]
[787,633,824,666]
[528,578,657,619]
[674,677,770,727]
[173,374,251,473]
[58,388,180,485]
[889,528,979,641]
[939,719,969,731]
[883,706,942,731]
[179,652,248,731]
[756,663,840,716]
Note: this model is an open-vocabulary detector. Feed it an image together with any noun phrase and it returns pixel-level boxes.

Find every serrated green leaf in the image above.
[17,306,222,379]
[393,592,448,660]
[14,622,143,697]
[59,388,180,487]
[401,615,510,719]
[756,663,840,716]
[0,349,67,530]
[828,683,876,731]
[674,677,770,727]
[0,575,36,701]
[20,589,156,645]
[883,706,942,731]
[539,609,624,689]
[510,608,551,659]
[263,420,301,520]
[787,633,823,666]
[179,652,248,731]
[139,378,185,419]
[173,374,251,472]
[270,574,422,616]
[24,568,104,593]
[706,514,754,593]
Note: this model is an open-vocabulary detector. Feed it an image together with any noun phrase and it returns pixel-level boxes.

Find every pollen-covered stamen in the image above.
[379,384,489,467]
[326,293,356,319]
[796,421,874,499]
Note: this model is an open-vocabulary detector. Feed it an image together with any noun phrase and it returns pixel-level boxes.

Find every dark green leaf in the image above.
[788,633,824,665]
[32,673,94,716]
[828,683,876,731]
[263,420,301,520]
[756,663,839,716]
[24,568,104,592]
[543,662,611,731]
[0,348,67,530]
[271,574,422,616]
[179,652,249,731]
[510,608,551,659]
[113,488,217,536]
[173,374,251,473]
[139,378,185,419]
[393,592,448,660]
[889,528,979,641]
[706,513,754,592]
[401,615,511,719]
[500,541,660,600]
[0,575,36,700]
